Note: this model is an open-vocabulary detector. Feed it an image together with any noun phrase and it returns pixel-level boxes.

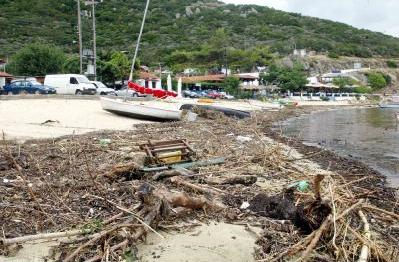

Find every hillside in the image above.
[1,0,399,67]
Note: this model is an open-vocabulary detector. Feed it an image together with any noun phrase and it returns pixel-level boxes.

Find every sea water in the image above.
[282,107,399,186]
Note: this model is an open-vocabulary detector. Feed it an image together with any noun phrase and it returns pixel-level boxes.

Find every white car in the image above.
[44,74,96,95]
[90,81,116,95]
[113,86,146,97]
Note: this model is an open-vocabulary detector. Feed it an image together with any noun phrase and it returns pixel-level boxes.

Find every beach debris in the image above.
[99,138,112,146]
[181,111,198,122]
[236,135,253,143]
[219,175,257,186]
[140,139,195,165]
[0,110,397,262]
[240,201,250,210]
[288,180,310,192]
[40,119,60,126]
[180,104,251,119]
[108,162,142,180]
[141,157,225,172]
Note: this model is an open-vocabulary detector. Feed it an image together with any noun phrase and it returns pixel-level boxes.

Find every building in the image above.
[0,72,13,88]
[293,49,307,57]
[136,70,162,89]
[181,74,225,89]
[180,73,262,91]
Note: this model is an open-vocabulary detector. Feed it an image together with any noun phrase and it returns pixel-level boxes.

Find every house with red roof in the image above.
[0,72,13,89]
[137,66,162,89]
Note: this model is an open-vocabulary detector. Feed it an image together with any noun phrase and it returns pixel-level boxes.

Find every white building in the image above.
[293,49,307,57]
[136,70,162,89]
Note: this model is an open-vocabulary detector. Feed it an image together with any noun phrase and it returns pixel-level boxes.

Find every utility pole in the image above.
[77,0,83,74]
[85,0,99,80]
[225,47,228,77]
[92,0,97,80]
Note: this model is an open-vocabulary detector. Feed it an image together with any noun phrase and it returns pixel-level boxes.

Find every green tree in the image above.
[62,56,80,74]
[99,62,119,84]
[223,76,240,94]
[209,28,230,50]
[367,72,387,90]
[9,43,65,76]
[109,51,130,81]
[261,63,308,91]
[332,77,356,89]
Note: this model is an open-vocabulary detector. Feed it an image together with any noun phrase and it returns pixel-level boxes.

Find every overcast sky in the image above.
[222,0,399,37]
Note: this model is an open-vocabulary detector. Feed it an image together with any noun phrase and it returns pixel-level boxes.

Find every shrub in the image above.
[367,72,387,90]
[386,60,398,68]
[354,86,372,94]
[327,52,339,59]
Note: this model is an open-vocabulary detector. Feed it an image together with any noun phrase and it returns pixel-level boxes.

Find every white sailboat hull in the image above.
[379,103,399,109]
[100,97,182,121]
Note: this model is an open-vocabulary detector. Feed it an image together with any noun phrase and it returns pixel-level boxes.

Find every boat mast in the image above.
[125,0,151,101]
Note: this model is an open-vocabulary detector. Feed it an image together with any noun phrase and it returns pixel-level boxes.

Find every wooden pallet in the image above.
[140,139,195,165]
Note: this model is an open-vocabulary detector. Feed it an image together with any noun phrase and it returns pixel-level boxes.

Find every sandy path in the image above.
[0,99,148,141]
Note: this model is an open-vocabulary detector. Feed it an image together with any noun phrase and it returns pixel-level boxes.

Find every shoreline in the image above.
[270,106,398,188]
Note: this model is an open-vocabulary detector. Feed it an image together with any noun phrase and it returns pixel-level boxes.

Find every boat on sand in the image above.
[101,97,182,121]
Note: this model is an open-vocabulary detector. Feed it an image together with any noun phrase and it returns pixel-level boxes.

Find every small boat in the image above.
[101,97,182,121]
[379,102,399,108]
[379,96,399,108]
[180,104,251,119]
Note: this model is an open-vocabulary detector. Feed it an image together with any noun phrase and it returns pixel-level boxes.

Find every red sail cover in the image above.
[127,81,177,98]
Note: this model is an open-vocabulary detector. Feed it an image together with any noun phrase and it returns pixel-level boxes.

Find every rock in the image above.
[175,13,181,19]
[185,6,193,16]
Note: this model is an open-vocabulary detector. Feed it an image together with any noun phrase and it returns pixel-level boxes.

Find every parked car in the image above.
[3,80,56,95]
[44,74,96,95]
[219,92,235,100]
[183,90,200,98]
[206,91,223,99]
[112,86,146,97]
[90,81,116,95]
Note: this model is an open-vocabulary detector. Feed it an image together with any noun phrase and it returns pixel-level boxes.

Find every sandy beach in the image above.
[0,98,148,141]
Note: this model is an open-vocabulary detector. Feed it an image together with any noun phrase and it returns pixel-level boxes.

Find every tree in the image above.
[99,62,119,84]
[261,63,308,91]
[62,56,80,74]
[9,44,65,76]
[223,76,240,94]
[332,77,356,89]
[109,51,131,81]
[367,72,387,90]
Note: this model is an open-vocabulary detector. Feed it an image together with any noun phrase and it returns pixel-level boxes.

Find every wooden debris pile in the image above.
[0,110,397,261]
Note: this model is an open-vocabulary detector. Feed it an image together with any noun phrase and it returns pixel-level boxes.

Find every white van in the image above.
[44,74,97,95]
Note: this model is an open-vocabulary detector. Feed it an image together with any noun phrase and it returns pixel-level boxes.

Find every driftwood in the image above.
[166,192,208,210]
[357,211,370,262]
[169,176,225,195]
[2,230,83,245]
[153,168,194,181]
[107,162,141,179]
[300,215,332,260]
[219,175,257,186]
[363,205,399,220]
